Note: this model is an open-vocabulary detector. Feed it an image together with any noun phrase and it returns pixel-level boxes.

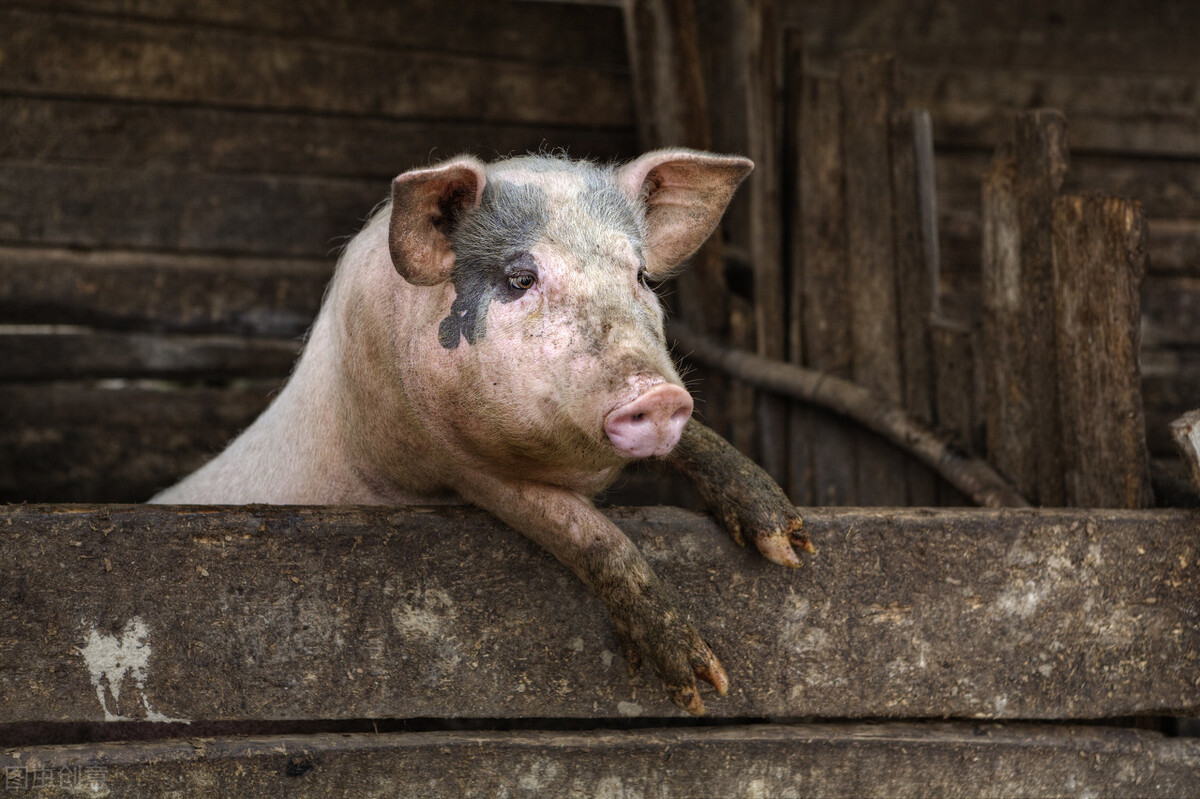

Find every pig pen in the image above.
[3,1,1200,796]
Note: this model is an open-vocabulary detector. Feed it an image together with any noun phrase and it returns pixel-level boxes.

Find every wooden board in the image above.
[2,505,1197,722]
[0,247,330,337]
[0,97,638,179]
[3,724,1198,798]
[0,382,277,502]
[1052,194,1153,508]
[18,0,631,67]
[0,8,634,128]
[0,331,301,382]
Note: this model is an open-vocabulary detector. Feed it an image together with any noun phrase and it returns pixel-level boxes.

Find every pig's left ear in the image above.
[617,149,754,279]
[389,156,487,285]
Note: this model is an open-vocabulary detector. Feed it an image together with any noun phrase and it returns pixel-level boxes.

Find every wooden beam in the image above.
[1052,194,1154,508]
[0,8,634,128]
[0,247,329,337]
[3,724,1198,798]
[838,52,907,505]
[0,382,275,503]
[0,331,300,382]
[981,110,1069,506]
[0,97,637,180]
[2,505,1196,722]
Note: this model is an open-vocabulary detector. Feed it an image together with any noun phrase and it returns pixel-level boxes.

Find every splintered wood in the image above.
[983,110,1153,508]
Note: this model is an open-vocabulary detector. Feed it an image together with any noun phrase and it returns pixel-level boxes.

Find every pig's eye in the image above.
[637,268,649,288]
[508,272,537,292]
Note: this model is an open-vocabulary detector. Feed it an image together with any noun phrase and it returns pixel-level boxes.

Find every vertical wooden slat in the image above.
[839,52,906,505]
[890,108,939,505]
[930,318,981,505]
[1052,194,1154,508]
[742,0,788,486]
[796,71,858,505]
[783,30,814,506]
[982,110,1069,506]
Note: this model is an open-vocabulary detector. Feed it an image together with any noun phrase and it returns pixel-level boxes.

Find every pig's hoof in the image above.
[717,501,814,569]
[616,620,728,715]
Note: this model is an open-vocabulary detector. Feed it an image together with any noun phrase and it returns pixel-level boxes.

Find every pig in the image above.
[151,149,811,714]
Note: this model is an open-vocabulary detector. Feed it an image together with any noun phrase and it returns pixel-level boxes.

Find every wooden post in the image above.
[982,110,1069,506]
[890,108,940,505]
[839,52,907,505]
[1052,194,1154,508]
[740,0,788,486]
[793,69,857,505]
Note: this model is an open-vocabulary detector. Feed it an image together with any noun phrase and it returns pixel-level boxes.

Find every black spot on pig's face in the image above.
[440,181,548,349]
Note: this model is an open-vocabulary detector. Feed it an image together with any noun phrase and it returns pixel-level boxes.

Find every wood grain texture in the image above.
[0,382,277,502]
[3,724,1199,798]
[0,97,638,180]
[0,8,634,128]
[1052,194,1153,508]
[0,247,330,336]
[838,52,906,505]
[2,504,1197,722]
[15,0,630,67]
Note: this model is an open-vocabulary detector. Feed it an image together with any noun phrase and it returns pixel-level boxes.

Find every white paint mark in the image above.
[617,701,643,717]
[78,617,189,723]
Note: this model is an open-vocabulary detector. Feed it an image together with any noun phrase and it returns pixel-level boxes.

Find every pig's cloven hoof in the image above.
[614,616,728,716]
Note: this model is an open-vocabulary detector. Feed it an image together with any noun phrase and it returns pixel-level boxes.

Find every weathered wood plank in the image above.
[0,247,329,336]
[889,108,939,505]
[13,0,630,67]
[793,72,858,505]
[0,8,634,128]
[0,382,276,502]
[2,505,1197,721]
[0,97,637,180]
[0,331,301,381]
[981,110,1069,506]
[3,724,1199,799]
[741,0,788,486]
[0,164,381,256]
[1052,194,1153,508]
[1143,275,1200,349]
[839,52,907,505]
[903,65,1200,158]
[782,0,1200,79]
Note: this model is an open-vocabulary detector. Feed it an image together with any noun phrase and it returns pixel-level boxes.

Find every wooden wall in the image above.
[0,0,637,502]
[780,0,1200,466]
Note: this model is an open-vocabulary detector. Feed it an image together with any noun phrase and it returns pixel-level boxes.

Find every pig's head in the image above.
[386,149,752,488]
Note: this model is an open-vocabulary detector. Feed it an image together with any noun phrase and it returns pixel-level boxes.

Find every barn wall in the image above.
[0,0,638,502]
[778,0,1200,462]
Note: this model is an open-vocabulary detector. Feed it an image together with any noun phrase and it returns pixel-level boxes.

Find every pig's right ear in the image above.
[389,157,487,285]
[617,149,754,279]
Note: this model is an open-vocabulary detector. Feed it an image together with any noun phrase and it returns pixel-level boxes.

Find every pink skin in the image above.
[605,383,694,458]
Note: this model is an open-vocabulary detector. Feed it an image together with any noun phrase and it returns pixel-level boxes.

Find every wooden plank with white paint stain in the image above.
[1,505,1197,722]
[3,724,1199,798]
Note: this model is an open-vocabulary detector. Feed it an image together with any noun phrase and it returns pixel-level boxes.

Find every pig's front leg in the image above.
[457,476,727,715]
[667,419,814,567]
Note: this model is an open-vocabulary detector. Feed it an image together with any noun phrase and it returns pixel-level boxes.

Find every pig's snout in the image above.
[605,384,693,458]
